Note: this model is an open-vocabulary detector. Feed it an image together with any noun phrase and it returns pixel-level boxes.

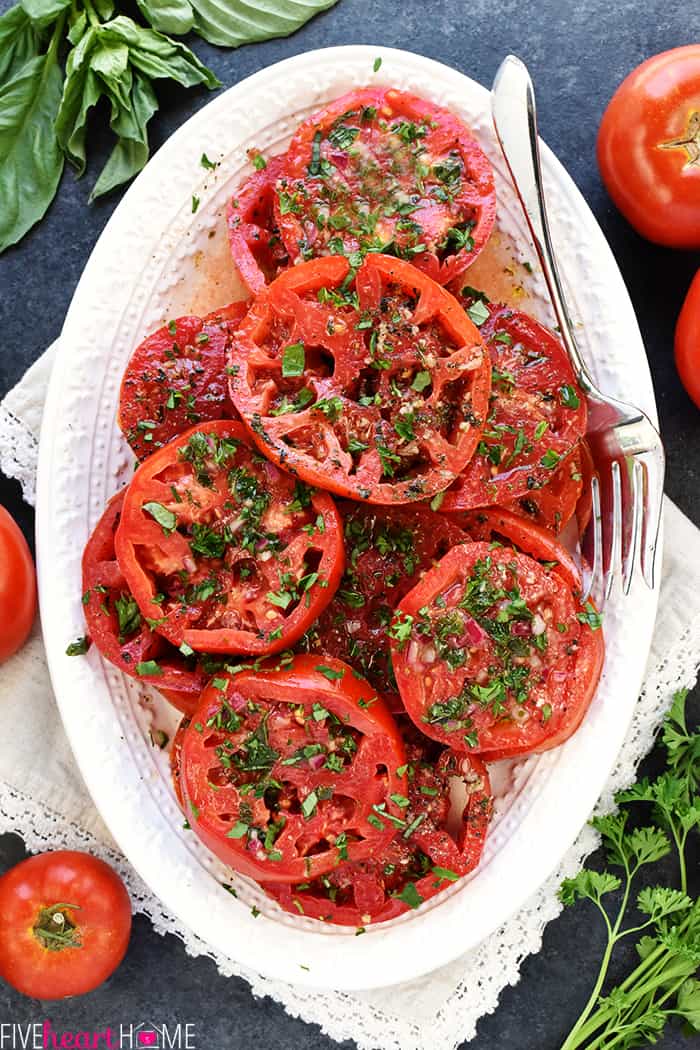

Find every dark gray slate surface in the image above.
[0,0,698,1045]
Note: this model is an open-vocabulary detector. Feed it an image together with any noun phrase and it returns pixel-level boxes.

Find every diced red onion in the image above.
[422,645,437,664]
[407,640,420,666]
[228,691,247,712]
[463,617,487,645]
[308,754,325,771]
[511,620,531,637]
[532,614,546,636]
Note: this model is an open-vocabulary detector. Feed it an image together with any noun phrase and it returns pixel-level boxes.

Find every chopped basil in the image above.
[560,384,581,409]
[315,665,344,680]
[412,370,431,392]
[577,602,603,631]
[66,636,90,656]
[390,793,410,808]
[301,790,319,819]
[467,300,490,327]
[115,594,141,643]
[200,152,216,170]
[393,882,423,909]
[281,341,306,378]
[136,660,162,677]
[540,449,561,469]
[432,866,459,882]
[142,501,177,534]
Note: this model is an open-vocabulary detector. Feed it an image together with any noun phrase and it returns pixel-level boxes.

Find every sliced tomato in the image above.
[180,655,408,882]
[118,302,248,461]
[227,153,290,295]
[229,254,491,504]
[266,728,492,925]
[298,503,468,708]
[275,87,495,286]
[390,539,604,757]
[449,506,583,593]
[114,421,344,655]
[498,444,584,534]
[170,716,189,810]
[439,304,586,513]
[82,491,207,714]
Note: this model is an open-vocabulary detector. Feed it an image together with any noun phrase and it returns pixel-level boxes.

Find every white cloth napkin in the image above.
[2,345,700,1050]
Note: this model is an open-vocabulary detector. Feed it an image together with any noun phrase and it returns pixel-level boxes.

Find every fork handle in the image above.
[491,55,596,394]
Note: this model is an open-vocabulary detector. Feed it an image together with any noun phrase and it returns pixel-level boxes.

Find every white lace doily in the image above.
[2,349,699,1050]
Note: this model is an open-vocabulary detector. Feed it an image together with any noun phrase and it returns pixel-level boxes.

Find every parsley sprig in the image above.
[559,689,700,1049]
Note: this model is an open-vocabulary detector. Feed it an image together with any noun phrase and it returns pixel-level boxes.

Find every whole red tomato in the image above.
[597,46,700,248]
[675,269,700,408]
[0,504,36,663]
[0,851,131,999]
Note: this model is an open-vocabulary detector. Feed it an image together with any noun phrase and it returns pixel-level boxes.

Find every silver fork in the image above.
[490,55,665,602]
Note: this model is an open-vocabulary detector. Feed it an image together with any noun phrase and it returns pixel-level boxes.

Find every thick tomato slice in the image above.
[229,254,491,504]
[298,503,468,708]
[499,444,584,534]
[266,729,492,925]
[449,506,584,594]
[675,268,700,409]
[226,153,290,295]
[275,87,495,286]
[439,304,586,513]
[114,421,344,655]
[170,716,190,810]
[180,655,408,882]
[0,851,131,1000]
[390,540,604,758]
[82,491,207,714]
[118,301,249,461]
[597,46,700,249]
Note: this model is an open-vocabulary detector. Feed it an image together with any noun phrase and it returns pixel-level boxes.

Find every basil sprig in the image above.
[0,0,340,252]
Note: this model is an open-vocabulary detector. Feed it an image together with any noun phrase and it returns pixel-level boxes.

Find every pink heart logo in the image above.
[138,1033,157,1047]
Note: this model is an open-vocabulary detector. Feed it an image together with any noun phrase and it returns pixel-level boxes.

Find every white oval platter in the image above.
[36,45,660,991]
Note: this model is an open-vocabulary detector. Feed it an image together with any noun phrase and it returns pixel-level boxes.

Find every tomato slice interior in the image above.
[299,502,468,708]
[115,421,344,655]
[180,655,408,882]
[440,304,586,512]
[227,154,290,295]
[118,302,248,461]
[391,539,604,756]
[82,492,207,713]
[266,725,492,924]
[276,87,495,287]
[229,254,491,504]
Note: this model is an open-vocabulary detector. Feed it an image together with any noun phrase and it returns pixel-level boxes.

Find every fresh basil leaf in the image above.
[55,28,102,173]
[188,0,339,49]
[0,48,64,252]
[102,16,219,90]
[66,10,87,45]
[20,0,71,27]
[136,0,195,36]
[90,71,158,200]
[93,0,115,18]
[0,5,40,84]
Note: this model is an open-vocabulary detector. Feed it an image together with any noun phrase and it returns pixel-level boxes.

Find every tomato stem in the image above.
[33,902,82,951]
